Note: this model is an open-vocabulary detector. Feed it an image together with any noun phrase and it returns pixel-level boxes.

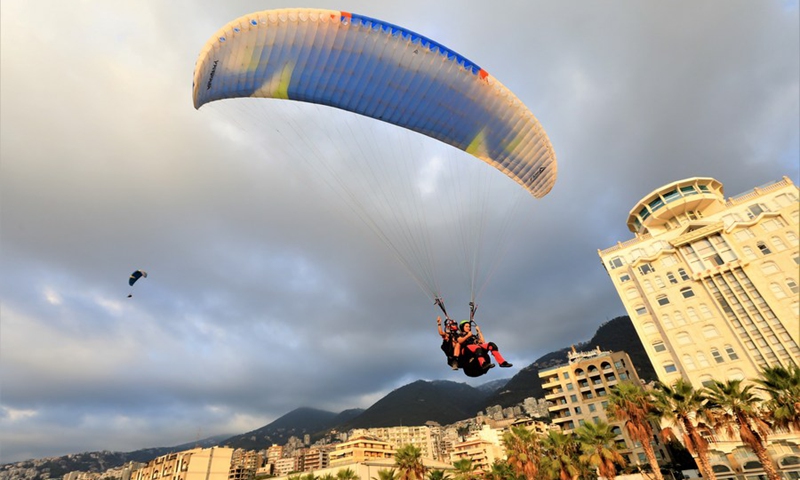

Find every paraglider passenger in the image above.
[437,316,460,370]
[455,321,512,368]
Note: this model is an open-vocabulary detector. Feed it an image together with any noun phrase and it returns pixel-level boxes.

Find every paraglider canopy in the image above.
[129,270,147,287]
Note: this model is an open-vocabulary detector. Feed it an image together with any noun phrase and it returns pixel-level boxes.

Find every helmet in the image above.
[459,320,471,330]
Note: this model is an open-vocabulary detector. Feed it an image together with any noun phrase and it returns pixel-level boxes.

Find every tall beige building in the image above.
[538,348,670,468]
[598,176,799,386]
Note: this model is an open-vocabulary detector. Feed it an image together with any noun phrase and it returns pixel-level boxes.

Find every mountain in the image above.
[222,407,360,450]
[474,377,510,394]
[339,380,489,430]
[480,315,655,409]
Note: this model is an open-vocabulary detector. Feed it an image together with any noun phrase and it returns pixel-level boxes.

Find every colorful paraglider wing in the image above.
[192,8,557,198]
[129,270,147,287]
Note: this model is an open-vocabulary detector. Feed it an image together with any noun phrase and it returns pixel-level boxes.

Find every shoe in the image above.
[486,363,496,369]
[499,362,513,368]
[450,361,459,371]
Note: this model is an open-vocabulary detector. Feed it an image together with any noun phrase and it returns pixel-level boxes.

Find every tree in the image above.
[424,470,449,480]
[502,425,541,480]
[336,469,360,480]
[607,381,665,480]
[575,420,627,480]
[484,460,517,480]
[301,474,318,480]
[653,379,717,480]
[539,430,580,480]
[754,364,800,433]
[451,459,476,480]
[705,379,781,480]
[394,445,425,480]
[319,475,336,480]
[373,470,399,480]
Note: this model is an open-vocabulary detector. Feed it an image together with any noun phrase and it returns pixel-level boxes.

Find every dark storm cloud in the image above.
[1,0,797,463]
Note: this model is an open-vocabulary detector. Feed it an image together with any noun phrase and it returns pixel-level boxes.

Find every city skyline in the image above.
[2,0,798,464]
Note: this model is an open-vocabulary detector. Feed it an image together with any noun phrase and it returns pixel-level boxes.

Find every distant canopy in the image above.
[192,8,557,198]
[129,270,147,287]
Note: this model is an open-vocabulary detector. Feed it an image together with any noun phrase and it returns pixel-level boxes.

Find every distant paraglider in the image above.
[128,270,147,298]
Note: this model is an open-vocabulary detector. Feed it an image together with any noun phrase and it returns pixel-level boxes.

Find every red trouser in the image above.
[465,343,507,366]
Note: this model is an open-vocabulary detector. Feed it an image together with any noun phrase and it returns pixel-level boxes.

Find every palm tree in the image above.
[451,459,476,480]
[336,469,360,480]
[373,469,399,480]
[754,364,800,433]
[653,379,717,480]
[394,444,426,480]
[705,379,781,480]
[607,381,665,480]
[575,420,627,480]
[539,430,580,480]
[301,474,318,480]
[501,425,541,480]
[484,460,517,480]
[319,475,336,480]
[424,470,449,480]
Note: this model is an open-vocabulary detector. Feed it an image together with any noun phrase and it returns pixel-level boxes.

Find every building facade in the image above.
[598,176,800,478]
[538,348,670,469]
[129,447,234,480]
[598,177,798,386]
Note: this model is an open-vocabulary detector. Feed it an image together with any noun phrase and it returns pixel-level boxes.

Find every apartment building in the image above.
[348,426,437,460]
[328,435,396,467]
[598,176,800,478]
[538,348,670,468]
[129,447,234,480]
[449,425,505,473]
[598,176,798,385]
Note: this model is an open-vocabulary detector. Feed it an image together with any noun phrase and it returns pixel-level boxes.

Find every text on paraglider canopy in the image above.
[206,60,219,90]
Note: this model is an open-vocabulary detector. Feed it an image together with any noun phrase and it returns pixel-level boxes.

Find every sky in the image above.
[1,0,798,464]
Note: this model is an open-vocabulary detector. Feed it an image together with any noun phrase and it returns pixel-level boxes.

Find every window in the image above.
[588,403,596,412]
[757,241,772,255]
[663,363,678,373]
[734,228,755,241]
[666,272,677,284]
[563,372,570,379]
[657,295,670,306]
[725,345,739,360]
[747,203,767,218]
[742,246,757,260]
[787,230,799,246]
[683,354,697,370]
[567,383,574,391]
[771,283,787,299]
[680,287,695,298]
[678,268,690,281]
[700,303,714,319]
[771,236,787,251]
[574,406,582,414]
[635,305,647,315]
[654,276,665,288]
[609,257,624,269]
[661,255,678,267]
[642,322,657,336]
[661,313,674,328]
[697,352,710,367]
[761,261,780,275]
[711,348,724,363]
[703,325,720,339]
[638,263,654,275]
[653,341,667,353]
[626,288,640,300]
[761,218,785,231]
[619,274,630,283]
[787,278,799,294]
[674,311,686,325]
[727,369,745,381]
[676,332,692,345]
[687,307,699,322]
